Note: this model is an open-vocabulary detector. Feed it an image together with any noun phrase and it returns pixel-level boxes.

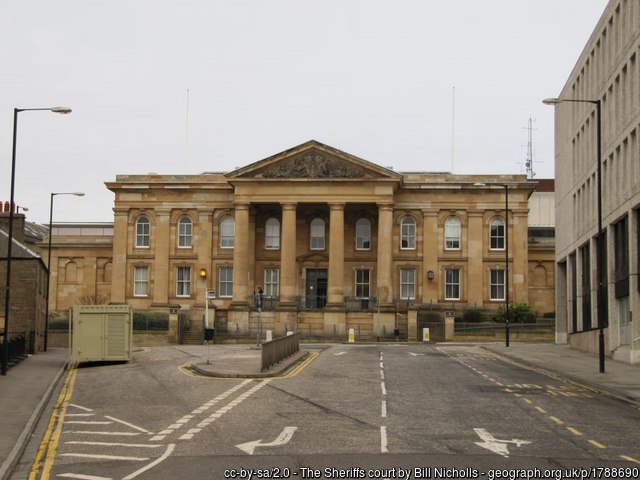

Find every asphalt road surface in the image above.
[16,344,640,480]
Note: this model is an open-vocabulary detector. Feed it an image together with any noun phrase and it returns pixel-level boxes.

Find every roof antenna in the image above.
[523,115,537,179]
[185,88,190,174]
[451,86,456,174]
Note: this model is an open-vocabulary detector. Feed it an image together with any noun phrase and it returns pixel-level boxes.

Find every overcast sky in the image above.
[1,0,609,224]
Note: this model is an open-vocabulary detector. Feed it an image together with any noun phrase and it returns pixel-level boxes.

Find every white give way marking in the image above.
[236,426,298,455]
[474,428,531,458]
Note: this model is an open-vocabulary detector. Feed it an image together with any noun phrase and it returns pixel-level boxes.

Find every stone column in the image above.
[467,211,484,307]
[110,209,129,304]
[376,204,394,305]
[327,203,345,307]
[279,203,297,308]
[153,209,171,305]
[231,204,250,308]
[422,209,438,304]
[196,210,213,304]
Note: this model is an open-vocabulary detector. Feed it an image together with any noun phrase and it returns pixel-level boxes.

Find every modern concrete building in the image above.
[528,179,555,316]
[549,0,639,363]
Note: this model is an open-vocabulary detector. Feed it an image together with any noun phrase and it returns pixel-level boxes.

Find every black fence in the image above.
[0,332,28,369]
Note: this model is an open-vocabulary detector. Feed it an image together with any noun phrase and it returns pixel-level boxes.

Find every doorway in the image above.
[306,269,328,309]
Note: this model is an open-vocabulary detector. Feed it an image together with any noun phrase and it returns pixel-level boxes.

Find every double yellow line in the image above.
[28,367,77,480]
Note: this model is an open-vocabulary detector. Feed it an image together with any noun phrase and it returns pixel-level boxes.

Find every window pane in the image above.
[176,267,191,296]
[134,266,148,296]
[136,216,150,247]
[445,268,460,300]
[490,219,505,250]
[355,268,370,298]
[265,218,280,249]
[490,269,505,300]
[400,268,415,299]
[221,217,235,248]
[178,217,192,247]
[356,218,371,249]
[310,218,325,249]
[401,218,416,249]
[219,267,234,297]
[445,217,461,249]
[265,268,279,297]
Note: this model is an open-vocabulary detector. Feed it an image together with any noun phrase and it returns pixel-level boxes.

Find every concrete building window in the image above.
[219,266,233,297]
[355,268,370,298]
[401,217,416,250]
[176,266,191,297]
[490,269,505,301]
[581,244,592,330]
[220,216,235,248]
[133,266,149,297]
[614,216,629,299]
[400,268,416,299]
[444,217,461,250]
[355,218,371,250]
[445,268,460,300]
[178,216,192,248]
[490,218,505,250]
[264,268,279,298]
[310,218,325,250]
[265,218,280,250]
[135,216,150,248]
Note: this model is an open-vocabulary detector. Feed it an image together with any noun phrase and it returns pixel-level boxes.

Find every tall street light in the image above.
[543,97,606,373]
[44,192,85,351]
[2,106,72,376]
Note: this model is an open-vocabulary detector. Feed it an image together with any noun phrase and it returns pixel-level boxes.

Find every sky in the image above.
[0,0,609,224]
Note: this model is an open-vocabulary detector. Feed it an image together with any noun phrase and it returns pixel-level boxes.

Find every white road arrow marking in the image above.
[409,352,425,356]
[473,428,531,458]
[236,426,298,455]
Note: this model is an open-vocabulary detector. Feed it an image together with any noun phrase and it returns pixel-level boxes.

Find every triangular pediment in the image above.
[226,140,401,180]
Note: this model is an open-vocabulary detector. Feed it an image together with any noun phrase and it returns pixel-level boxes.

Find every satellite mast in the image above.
[524,115,536,178]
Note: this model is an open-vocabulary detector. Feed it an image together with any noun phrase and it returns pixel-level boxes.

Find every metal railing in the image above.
[250,295,279,311]
[344,297,378,311]
[0,332,27,369]
[261,333,299,372]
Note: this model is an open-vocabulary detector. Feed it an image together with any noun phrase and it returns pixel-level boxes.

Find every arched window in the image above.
[444,217,461,250]
[178,216,193,248]
[135,216,150,248]
[490,217,505,250]
[310,218,325,250]
[401,217,416,250]
[265,218,280,250]
[220,216,235,248]
[355,218,371,250]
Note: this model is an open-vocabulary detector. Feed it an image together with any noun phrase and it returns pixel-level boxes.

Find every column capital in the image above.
[281,203,297,211]
[377,203,394,212]
[234,203,250,211]
[329,202,346,210]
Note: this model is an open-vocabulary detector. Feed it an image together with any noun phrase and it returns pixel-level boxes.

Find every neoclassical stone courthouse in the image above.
[44,140,554,341]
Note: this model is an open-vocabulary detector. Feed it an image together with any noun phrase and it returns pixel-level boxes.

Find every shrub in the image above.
[133,311,169,331]
[462,308,485,323]
[496,303,536,323]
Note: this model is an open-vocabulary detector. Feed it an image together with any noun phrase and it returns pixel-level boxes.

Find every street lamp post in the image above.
[543,97,605,373]
[2,106,71,375]
[44,192,85,351]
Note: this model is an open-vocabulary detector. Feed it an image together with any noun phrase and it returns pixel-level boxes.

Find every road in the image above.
[16,344,640,480]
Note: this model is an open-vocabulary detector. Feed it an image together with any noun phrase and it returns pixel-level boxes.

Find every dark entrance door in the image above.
[306,269,328,309]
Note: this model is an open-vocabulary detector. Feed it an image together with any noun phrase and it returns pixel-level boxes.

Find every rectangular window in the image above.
[219,266,234,297]
[445,222,461,250]
[176,266,191,297]
[133,266,149,297]
[490,269,505,301]
[178,219,192,248]
[400,268,416,300]
[264,268,279,298]
[490,220,505,250]
[614,216,629,298]
[445,268,460,300]
[355,269,370,298]
[581,244,591,330]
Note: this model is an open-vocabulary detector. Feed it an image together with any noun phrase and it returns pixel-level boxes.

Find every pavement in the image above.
[0,342,638,480]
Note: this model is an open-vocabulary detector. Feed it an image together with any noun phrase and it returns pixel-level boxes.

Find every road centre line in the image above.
[567,427,583,436]
[381,382,386,395]
[588,439,607,449]
[380,426,389,453]
[381,401,387,418]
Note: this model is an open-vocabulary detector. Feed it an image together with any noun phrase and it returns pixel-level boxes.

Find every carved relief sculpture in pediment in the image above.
[261,154,366,178]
